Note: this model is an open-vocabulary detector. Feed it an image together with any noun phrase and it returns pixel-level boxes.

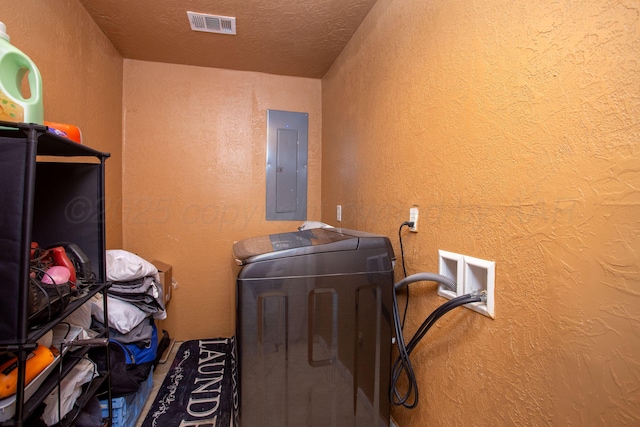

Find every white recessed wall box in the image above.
[438,251,495,319]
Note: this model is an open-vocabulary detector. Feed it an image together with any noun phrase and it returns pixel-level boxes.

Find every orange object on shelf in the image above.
[0,345,54,398]
[44,121,82,144]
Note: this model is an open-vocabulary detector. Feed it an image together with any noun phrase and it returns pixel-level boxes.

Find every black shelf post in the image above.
[0,121,112,426]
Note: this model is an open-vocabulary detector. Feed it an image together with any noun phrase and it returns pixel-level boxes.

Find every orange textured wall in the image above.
[3,0,124,248]
[122,60,321,340]
[323,0,639,425]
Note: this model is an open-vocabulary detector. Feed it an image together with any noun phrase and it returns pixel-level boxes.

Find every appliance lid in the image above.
[233,228,384,265]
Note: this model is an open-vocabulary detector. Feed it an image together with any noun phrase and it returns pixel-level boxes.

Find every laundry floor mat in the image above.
[141,338,238,427]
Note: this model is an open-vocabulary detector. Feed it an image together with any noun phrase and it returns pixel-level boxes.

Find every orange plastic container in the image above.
[44,121,82,144]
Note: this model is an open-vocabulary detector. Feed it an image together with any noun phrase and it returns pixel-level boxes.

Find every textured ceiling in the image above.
[78,0,379,79]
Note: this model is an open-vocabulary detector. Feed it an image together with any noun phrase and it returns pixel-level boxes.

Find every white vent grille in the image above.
[187,11,236,35]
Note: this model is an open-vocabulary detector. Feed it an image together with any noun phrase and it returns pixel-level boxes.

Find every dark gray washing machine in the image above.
[233,228,395,427]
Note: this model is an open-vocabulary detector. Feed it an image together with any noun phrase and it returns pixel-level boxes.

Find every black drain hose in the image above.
[390,273,483,409]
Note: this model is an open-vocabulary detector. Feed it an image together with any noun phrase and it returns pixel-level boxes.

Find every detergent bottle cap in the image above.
[0,22,9,42]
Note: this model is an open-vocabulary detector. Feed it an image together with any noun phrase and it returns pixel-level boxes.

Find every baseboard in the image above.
[158,338,176,364]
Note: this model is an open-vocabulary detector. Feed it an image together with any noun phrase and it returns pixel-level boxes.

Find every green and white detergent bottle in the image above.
[0,21,43,124]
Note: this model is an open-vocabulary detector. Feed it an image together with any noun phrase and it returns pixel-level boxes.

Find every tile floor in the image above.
[132,341,401,427]
[134,340,182,427]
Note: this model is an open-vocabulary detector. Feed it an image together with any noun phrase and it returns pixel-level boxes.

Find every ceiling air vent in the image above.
[187,11,236,35]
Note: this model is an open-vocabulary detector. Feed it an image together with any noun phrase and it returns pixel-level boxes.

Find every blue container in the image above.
[100,368,154,427]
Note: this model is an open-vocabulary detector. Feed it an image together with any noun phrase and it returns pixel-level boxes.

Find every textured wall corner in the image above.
[322,0,640,425]
[121,60,322,340]
[4,0,125,249]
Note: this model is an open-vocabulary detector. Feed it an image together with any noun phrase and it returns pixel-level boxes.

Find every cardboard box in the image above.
[152,260,172,306]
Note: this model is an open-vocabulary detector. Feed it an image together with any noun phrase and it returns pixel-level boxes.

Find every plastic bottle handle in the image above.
[1,52,42,102]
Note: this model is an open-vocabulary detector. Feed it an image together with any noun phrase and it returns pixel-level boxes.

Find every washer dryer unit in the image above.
[233,228,395,427]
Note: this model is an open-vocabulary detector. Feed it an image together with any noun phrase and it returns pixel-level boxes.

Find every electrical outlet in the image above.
[409,206,419,232]
[336,204,342,222]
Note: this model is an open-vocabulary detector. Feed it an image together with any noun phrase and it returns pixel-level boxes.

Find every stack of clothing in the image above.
[90,250,166,397]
